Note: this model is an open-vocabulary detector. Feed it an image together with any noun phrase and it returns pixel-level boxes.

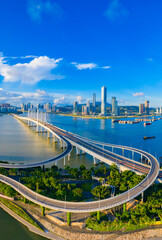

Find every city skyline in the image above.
[0,1,162,106]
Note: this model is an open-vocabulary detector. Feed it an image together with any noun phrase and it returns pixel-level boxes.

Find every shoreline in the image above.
[0,203,64,240]
[1,200,162,240]
[58,113,156,120]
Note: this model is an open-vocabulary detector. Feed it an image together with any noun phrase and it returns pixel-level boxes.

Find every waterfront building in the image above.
[101,86,107,116]
[87,100,90,113]
[52,104,57,112]
[82,105,89,115]
[37,104,44,109]
[145,100,150,115]
[111,97,118,116]
[160,107,162,114]
[44,103,52,113]
[139,103,144,114]
[27,103,33,110]
[73,101,78,114]
[21,103,25,112]
[92,93,96,113]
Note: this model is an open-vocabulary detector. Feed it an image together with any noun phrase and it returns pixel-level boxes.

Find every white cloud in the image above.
[105,0,129,21]
[0,88,56,105]
[54,96,71,105]
[72,62,97,70]
[0,54,64,84]
[27,0,63,22]
[76,96,86,104]
[133,92,145,97]
[71,62,111,70]
[102,66,111,69]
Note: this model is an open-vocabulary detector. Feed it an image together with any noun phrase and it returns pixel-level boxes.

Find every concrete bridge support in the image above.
[60,140,64,149]
[141,191,144,203]
[68,154,70,162]
[132,151,134,160]
[93,157,99,165]
[53,135,58,143]
[64,157,66,166]
[47,131,50,139]
[76,147,81,155]
[122,148,124,156]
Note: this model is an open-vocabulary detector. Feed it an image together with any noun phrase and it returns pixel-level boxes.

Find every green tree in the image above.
[91,186,110,199]
[72,188,83,199]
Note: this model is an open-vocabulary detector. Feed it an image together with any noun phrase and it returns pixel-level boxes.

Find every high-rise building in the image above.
[112,97,118,116]
[160,107,162,114]
[44,103,52,113]
[82,105,89,115]
[73,101,78,114]
[52,104,57,112]
[87,100,90,113]
[101,86,107,116]
[139,103,144,114]
[92,93,96,113]
[145,100,150,115]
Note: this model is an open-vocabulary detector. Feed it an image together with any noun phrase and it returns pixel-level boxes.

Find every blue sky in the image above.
[0,0,162,107]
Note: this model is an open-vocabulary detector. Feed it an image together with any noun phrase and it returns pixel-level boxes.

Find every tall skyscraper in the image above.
[73,101,78,114]
[139,103,144,114]
[145,100,150,115]
[44,103,52,113]
[101,86,107,116]
[112,97,118,116]
[87,100,90,113]
[92,93,96,113]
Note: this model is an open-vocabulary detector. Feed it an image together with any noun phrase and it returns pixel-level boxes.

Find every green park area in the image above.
[0,164,161,232]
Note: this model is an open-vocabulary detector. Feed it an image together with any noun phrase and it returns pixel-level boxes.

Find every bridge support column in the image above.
[141,192,144,203]
[123,202,126,213]
[97,211,101,221]
[76,147,81,155]
[103,145,104,149]
[64,157,66,166]
[112,147,114,153]
[140,154,143,163]
[122,148,124,156]
[68,154,70,162]
[67,212,71,226]
[132,151,134,160]
[55,161,58,166]
[60,140,63,148]
[41,206,45,216]
[47,131,50,139]
[36,124,39,133]
[53,135,58,143]
[93,157,99,165]
[43,165,45,172]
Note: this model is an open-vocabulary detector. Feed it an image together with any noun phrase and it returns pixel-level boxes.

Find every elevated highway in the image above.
[0,115,160,212]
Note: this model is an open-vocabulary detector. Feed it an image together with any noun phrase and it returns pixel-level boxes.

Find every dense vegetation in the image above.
[0,182,17,197]
[0,164,146,202]
[86,183,162,232]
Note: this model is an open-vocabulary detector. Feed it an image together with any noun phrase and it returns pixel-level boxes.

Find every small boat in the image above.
[143,136,155,140]
[144,122,151,126]
[112,119,119,123]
